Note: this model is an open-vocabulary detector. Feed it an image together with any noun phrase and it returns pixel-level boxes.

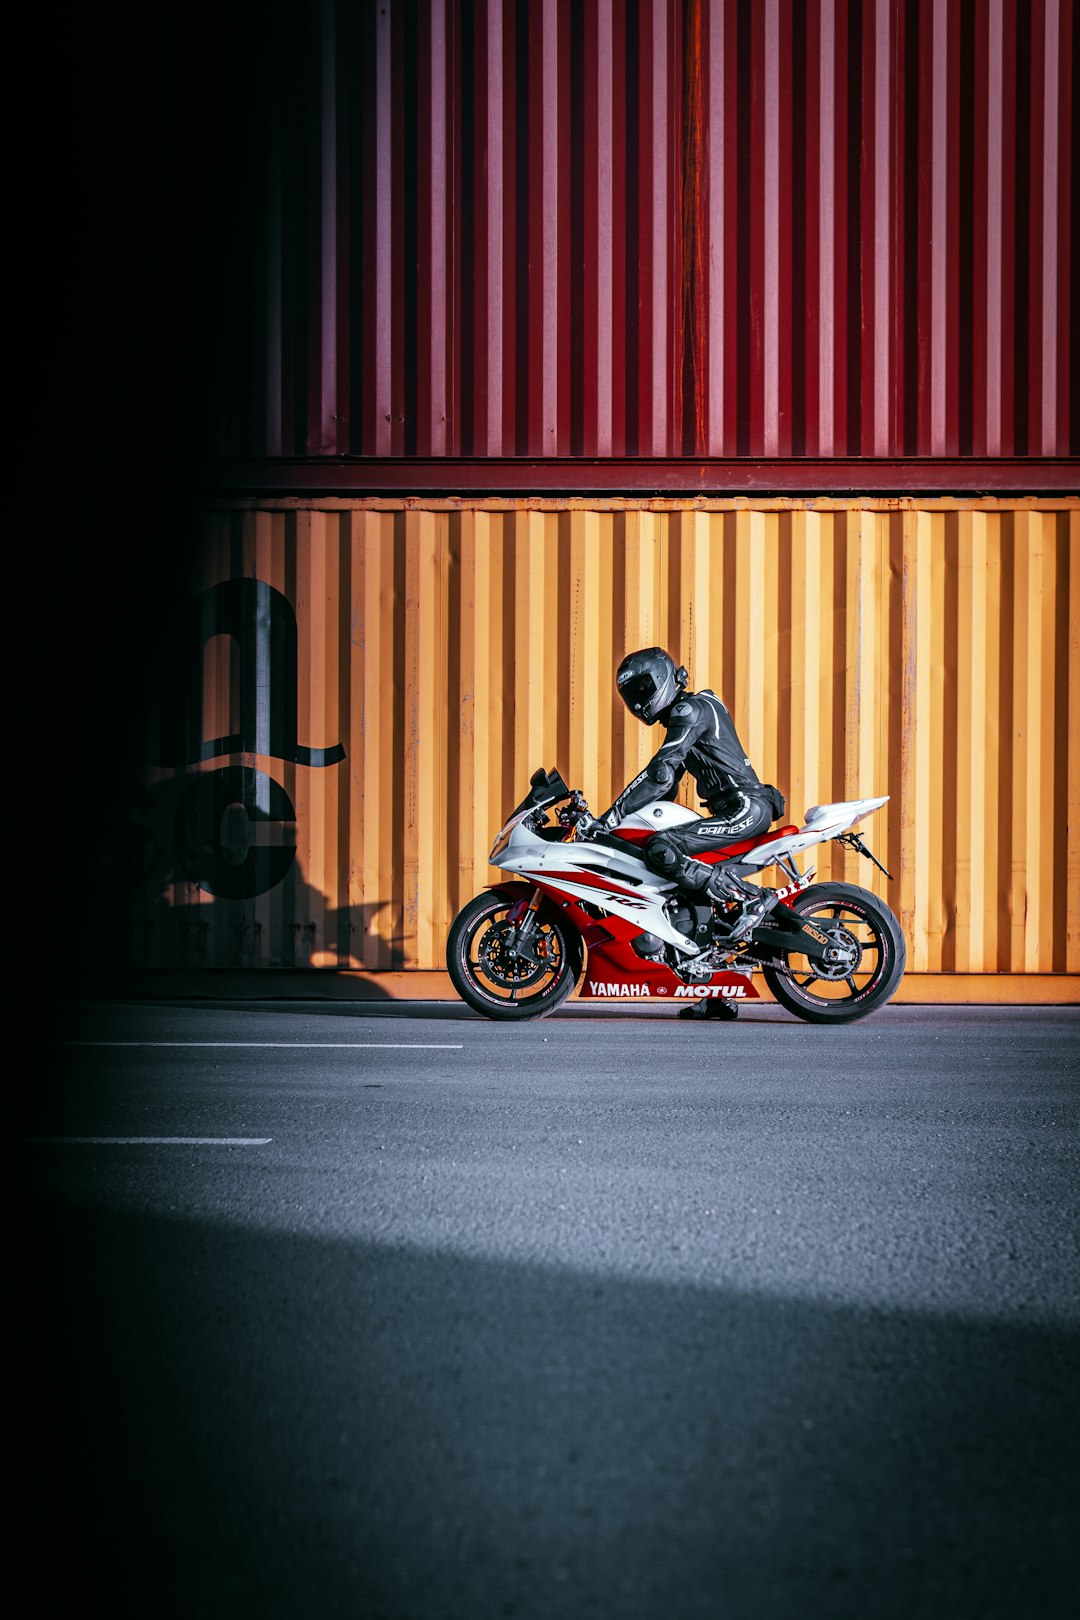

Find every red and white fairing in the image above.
[493,800,699,947]
[488,792,889,1003]
[489,801,752,1000]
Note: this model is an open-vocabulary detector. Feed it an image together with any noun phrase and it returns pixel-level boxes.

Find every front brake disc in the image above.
[477,921,551,989]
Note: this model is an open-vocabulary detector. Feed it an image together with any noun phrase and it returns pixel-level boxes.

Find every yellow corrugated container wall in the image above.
[144,497,1079,996]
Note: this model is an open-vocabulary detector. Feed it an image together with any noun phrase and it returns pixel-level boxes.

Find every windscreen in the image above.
[508,767,571,819]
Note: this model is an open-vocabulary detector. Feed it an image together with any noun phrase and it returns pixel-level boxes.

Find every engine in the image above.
[632,901,749,981]
[663,900,752,982]
[667,901,716,949]
[629,903,720,976]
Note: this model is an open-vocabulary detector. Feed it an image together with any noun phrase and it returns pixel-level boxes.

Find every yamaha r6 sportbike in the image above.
[446,767,906,1023]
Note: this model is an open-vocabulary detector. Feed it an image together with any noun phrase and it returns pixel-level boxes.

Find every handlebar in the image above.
[557,792,608,840]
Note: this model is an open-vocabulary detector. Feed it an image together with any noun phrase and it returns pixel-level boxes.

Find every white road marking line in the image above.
[25,1137,273,1146]
[55,1042,464,1050]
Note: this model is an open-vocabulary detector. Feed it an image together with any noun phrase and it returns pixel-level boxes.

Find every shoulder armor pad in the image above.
[669,699,694,721]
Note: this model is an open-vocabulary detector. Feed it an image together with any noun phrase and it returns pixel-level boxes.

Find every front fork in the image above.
[504,886,547,962]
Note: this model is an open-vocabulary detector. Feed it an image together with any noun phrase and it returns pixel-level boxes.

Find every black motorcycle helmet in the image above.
[616,647,689,725]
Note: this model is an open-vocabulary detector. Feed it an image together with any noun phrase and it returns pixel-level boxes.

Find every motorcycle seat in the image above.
[696,824,801,863]
[607,823,800,862]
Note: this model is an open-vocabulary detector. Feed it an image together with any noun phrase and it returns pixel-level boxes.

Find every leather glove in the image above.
[575,811,605,838]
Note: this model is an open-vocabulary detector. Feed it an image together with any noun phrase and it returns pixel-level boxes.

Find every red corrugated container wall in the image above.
[207,0,1075,473]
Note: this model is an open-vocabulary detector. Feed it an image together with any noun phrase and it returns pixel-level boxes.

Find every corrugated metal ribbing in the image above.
[136,500,1079,978]
[209,0,1075,466]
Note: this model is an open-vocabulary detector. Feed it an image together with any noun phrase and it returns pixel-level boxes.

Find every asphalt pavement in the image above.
[18,998,1080,1620]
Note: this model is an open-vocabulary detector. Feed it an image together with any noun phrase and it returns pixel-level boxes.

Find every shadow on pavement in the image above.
[18,1194,1079,1620]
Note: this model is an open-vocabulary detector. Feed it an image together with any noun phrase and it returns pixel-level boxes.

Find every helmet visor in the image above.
[619,672,657,713]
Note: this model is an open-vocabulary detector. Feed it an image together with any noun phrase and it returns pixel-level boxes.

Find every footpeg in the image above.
[713,889,779,942]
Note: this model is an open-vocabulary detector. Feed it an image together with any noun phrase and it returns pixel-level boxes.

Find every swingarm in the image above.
[746,902,847,967]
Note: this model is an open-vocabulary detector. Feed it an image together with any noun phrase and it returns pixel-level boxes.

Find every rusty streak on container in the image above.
[675,0,705,457]
[198,0,1076,478]
[705,0,724,454]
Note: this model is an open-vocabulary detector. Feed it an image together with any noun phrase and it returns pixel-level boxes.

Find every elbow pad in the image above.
[648,760,675,791]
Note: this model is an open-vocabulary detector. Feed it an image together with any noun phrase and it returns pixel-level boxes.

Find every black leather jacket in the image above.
[601,689,774,825]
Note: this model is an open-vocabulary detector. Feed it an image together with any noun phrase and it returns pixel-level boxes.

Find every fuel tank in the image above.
[615,802,701,834]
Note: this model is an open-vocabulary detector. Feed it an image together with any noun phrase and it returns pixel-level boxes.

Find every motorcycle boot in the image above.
[700,863,778,942]
[678,997,739,1022]
[662,847,778,943]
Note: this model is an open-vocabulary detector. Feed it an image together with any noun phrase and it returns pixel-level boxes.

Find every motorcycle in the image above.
[446,766,907,1024]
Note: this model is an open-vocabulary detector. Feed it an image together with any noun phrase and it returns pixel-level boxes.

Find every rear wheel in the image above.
[762,882,906,1024]
[446,891,583,1020]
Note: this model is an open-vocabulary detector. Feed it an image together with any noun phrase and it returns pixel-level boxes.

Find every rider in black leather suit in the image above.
[595,647,786,941]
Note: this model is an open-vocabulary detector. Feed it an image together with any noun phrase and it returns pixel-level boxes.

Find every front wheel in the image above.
[762,882,906,1024]
[446,890,583,1020]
